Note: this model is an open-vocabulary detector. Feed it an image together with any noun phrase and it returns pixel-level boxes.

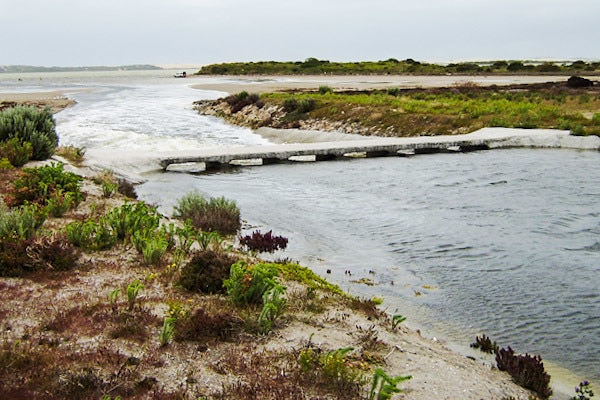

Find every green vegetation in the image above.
[173,191,241,235]
[256,82,600,136]
[0,106,58,162]
[197,57,600,76]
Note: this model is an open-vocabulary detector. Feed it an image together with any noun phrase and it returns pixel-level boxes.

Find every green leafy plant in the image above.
[224,261,280,305]
[126,279,144,311]
[391,314,407,330]
[196,230,223,252]
[0,137,32,167]
[65,219,118,250]
[109,288,121,312]
[158,317,177,347]
[104,201,160,242]
[258,282,287,334]
[46,189,75,217]
[369,367,412,400]
[0,203,45,240]
[131,228,169,265]
[572,380,594,400]
[6,162,84,208]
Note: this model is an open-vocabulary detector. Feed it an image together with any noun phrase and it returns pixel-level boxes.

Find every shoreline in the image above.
[2,82,592,398]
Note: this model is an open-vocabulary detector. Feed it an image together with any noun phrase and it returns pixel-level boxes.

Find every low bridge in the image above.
[158,128,599,172]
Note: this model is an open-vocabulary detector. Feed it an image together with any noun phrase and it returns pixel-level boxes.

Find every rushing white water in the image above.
[2,71,598,395]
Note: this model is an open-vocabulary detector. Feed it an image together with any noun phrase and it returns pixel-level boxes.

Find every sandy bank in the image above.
[0,90,76,113]
[190,74,573,94]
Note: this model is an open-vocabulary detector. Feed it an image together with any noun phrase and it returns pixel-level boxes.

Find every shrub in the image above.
[55,145,86,164]
[0,137,33,167]
[173,191,241,235]
[7,162,84,208]
[178,249,241,294]
[470,334,499,354]
[131,228,169,266]
[495,346,553,399]
[0,203,45,241]
[46,190,76,217]
[104,202,160,242]
[283,98,298,112]
[117,179,137,199]
[25,233,80,271]
[65,220,118,251]
[0,105,58,160]
[297,98,316,113]
[0,237,34,276]
[224,261,280,305]
[175,306,242,341]
[319,85,333,94]
[238,229,288,253]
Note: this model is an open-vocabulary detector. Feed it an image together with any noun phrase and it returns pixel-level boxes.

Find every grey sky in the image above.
[1,0,598,67]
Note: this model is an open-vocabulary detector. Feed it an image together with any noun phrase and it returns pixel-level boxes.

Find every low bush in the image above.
[0,203,45,241]
[178,249,241,294]
[0,237,34,276]
[224,261,280,305]
[495,346,553,399]
[238,229,288,253]
[6,162,84,208]
[55,145,86,164]
[226,91,264,113]
[0,105,58,160]
[0,137,33,167]
[26,233,80,271]
[470,334,499,354]
[65,220,118,251]
[175,306,242,341]
[173,191,241,235]
[104,201,160,242]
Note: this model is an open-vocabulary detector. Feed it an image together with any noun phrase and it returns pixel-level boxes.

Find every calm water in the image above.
[2,71,598,389]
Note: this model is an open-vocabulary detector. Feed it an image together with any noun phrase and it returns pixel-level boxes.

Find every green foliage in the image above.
[7,162,84,208]
[224,261,280,305]
[65,219,118,250]
[298,346,367,394]
[126,279,144,311]
[0,157,13,170]
[131,228,169,265]
[0,105,58,160]
[55,145,86,164]
[109,288,120,312]
[319,85,333,94]
[276,262,347,297]
[173,191,241,235]
[0,137,32,167]
[46,190,76,217]
[369,368,412,400]
[104,201,160,242]
[196,230,223,252]
[391,314,407,330]
[158,317,177,347]
[258,282,286,334]
[0,203,45,240]
[197,58,600,76]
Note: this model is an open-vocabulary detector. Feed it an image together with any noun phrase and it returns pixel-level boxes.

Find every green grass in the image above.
[260,85,600,136]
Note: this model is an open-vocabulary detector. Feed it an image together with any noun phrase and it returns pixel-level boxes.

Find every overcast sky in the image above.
[1,0,598,67]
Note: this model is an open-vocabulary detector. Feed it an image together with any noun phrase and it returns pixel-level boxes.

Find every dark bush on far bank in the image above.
[0,106,59,162]
[226,91,264,113]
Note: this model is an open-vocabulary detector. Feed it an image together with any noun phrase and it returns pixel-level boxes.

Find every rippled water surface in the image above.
[139,150,600,383]
[3,71,598,386]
